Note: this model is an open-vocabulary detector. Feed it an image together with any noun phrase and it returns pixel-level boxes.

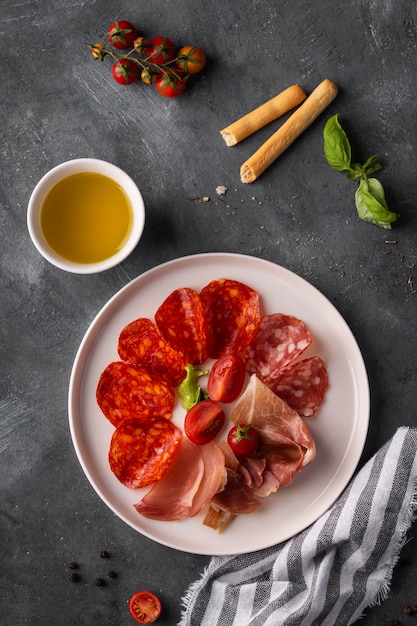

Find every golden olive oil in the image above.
[40,172,133,264]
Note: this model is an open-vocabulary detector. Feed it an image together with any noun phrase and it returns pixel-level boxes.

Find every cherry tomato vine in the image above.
[87,20,206,98]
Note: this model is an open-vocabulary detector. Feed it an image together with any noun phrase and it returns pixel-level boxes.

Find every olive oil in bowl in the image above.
[40,172,133,264]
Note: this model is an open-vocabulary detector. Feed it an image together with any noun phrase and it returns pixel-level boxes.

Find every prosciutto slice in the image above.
[134,437,204,521]
[189,442,226,517]
[231,374,316,467]
[209,469,262,515]
[134,439,226,522]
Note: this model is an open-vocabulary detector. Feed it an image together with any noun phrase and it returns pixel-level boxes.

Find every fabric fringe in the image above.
[370,480,417,608]
[178,556,231,625]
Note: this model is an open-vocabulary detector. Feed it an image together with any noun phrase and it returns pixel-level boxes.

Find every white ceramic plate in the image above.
[68,253,369,555]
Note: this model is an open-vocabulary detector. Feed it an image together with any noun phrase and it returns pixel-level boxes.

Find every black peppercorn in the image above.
[95,577,105,586]
[68,561,78,570]
[68,572,79,582]
[100,550,109,558]
[107,570,116,578]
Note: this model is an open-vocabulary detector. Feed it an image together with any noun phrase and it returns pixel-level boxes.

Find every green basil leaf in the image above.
[355,178,398,229]
[323,114,352,172]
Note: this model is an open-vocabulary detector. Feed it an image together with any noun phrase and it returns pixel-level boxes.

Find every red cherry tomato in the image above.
[184,400,225,445]
[129,590,162,624]
[145,36,177,64]
[107,20,138,50]
[154,71,187,98]
[227,424,259,456]
[176,46,206,74]
[207,355,246,403]
[111,59,140,85]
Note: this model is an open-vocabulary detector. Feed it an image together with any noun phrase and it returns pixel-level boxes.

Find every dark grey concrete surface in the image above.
[1,1,417,624]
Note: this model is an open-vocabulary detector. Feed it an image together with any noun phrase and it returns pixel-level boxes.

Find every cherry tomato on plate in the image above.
[107,20,138,50]
[129,590,162,624]
[176,46,206,74]
[227,424,259,456]
[154,71,187,98]
[111,59,140,85]
[184,400,225,445]
[207,354,246,403]
[145,36,177,64]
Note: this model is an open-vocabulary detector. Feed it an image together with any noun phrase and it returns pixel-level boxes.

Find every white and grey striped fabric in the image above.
[179,427,417,626]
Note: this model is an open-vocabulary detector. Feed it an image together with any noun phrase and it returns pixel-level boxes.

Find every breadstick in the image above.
[220,84,307,147]
[240,79,338,184]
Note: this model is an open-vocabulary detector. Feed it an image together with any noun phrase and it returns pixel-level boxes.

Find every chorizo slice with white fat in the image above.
[242,313,312,383]
[271,356,329,417]
[109,417,182,489]
[155,287,208,365]
[96,361,175,428]
[199,278,261,359]
[118,317,186,387]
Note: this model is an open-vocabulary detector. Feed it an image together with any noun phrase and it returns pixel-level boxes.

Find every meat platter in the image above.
[68,252,369,556]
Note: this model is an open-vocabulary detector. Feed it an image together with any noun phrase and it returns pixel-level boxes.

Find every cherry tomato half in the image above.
[154,71,187,98]
[111,59,140,85]
[129,590,162,624]
[107,20,138,50]
[145,36,177,64]
[207,354,246,403]
[184,400,225,445]
[176,46,206,74]
[227,424,259,456]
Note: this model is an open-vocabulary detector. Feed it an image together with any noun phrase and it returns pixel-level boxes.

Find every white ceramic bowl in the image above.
[27,158,145,274]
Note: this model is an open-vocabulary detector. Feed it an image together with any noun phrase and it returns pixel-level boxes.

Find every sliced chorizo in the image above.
[96,361,175,428]
[242,313,312,383]
[199,278,261,359]
[271,356,329,417]
[155,287,207,365]
[109,417,182,488]
[118,317,186,387]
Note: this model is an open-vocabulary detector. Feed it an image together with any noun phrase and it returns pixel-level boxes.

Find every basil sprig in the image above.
[323,114,398,229]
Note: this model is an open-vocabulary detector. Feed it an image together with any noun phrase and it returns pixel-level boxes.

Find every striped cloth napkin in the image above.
[179,427,417,626]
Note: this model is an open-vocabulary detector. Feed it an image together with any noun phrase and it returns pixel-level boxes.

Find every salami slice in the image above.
[109,417,182,488]
[242,313,312,383]
[118,317,186,387]
[96,361,175,428]
[155,287,207,365]
[270,356,329,417]
[199,278,261,359]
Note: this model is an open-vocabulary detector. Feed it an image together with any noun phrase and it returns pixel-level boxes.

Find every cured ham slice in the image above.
[271,356,329,417]
[134,437,204,521]
[242,313,312,383]
[231,374,316,468]
[189,442,226,517]
[209,469,262,515]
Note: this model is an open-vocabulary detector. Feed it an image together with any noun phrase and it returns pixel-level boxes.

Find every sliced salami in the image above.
[118,317,186,387]
[109,417,182,488]
[242,313,312,383]
[155,287,207,365]
[96,361,175,428]
[270,356,329,417]
[199,278,261,359]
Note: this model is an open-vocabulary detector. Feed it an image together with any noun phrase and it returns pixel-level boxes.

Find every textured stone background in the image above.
[1,1,416,624]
